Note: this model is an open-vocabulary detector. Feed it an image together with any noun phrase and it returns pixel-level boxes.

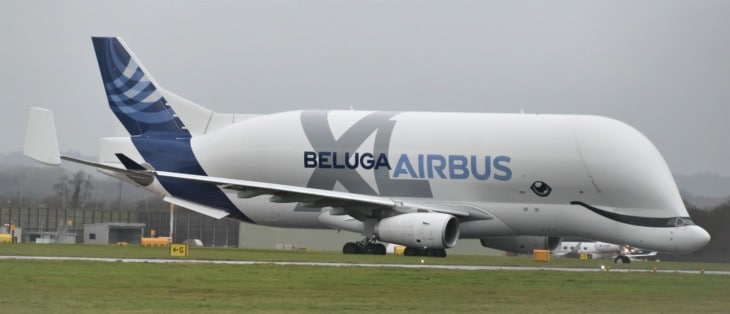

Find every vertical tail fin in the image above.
[91,37,189,137]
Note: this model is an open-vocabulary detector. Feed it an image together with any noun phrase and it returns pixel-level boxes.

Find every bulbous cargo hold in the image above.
[567,115,710,253]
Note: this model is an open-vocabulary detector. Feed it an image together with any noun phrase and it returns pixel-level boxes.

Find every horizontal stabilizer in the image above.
[60,155,152,178]
[24,107,61,166]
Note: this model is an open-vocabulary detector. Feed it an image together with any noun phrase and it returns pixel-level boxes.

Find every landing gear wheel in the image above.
[614,255,631,264]
[364,243,379,255]
[403,247,447,257]
[376,243,387,255]
[425,249,447,257]
[365,243,387,255]
[343,240,386,255]
[343,242,361,254]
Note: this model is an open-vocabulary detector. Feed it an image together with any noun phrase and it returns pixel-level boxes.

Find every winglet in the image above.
[24,107,61,166]
[115,153,148,171]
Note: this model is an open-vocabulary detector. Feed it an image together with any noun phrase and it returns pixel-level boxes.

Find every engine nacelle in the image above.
[480,236,561,254]
[376,213,460,249]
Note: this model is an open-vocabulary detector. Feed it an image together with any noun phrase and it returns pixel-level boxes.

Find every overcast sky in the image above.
[2,0,729,176]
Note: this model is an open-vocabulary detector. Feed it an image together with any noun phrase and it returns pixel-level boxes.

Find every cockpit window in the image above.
[667,217,694,227]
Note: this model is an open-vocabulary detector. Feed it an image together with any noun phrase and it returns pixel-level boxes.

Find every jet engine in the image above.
[376,213,460,249]
[480,236,561,254]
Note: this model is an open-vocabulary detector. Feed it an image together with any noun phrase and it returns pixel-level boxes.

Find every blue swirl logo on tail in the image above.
[90,37,250,222]
[92,37,188,136]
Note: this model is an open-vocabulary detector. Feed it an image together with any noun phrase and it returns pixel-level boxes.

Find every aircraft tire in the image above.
[425,249,447,258]
[614,255,631,264]
[364,243,378,255]
[376,244,386,255]
[343,242,361,254]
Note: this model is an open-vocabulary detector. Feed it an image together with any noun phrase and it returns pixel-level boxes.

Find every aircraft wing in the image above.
[155,170,475,219]
[59,153,478,220]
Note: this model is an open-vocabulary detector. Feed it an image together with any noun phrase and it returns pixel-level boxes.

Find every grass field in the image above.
[1,243,729,271]
[1,244,729,313]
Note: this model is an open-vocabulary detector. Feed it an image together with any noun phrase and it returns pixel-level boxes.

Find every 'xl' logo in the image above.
[299,111,432,201]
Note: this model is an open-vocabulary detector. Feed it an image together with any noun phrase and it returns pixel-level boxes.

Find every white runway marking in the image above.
[1,255,727,275]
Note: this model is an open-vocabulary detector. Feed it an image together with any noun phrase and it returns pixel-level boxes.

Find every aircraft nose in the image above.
[679,225,711,253]
[693,226,711,250]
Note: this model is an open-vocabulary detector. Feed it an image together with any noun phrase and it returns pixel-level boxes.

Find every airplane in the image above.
[24,37,710,257]
[553,240,658,263]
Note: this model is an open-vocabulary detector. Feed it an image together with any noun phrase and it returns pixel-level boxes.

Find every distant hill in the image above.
[0,151,106,177]
[0,151,152,210]
[674,173,730,198]
[674,173,730,209]
[680,191,730,210]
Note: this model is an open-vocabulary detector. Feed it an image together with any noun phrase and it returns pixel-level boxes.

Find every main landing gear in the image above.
[404,247,447,257]
[342,240,447,257]
[342,239,386,255]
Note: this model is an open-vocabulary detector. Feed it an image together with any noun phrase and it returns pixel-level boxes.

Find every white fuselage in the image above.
[103,110,709,253]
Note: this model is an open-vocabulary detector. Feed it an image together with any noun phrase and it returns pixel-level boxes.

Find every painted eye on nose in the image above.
[531,181,552,197]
